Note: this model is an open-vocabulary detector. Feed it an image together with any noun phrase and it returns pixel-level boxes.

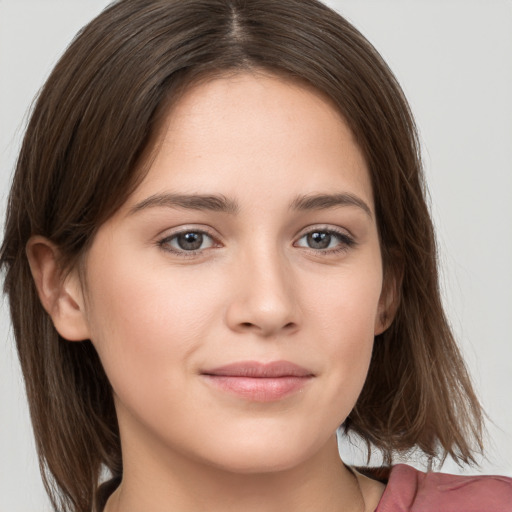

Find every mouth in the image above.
[201,361,314,402]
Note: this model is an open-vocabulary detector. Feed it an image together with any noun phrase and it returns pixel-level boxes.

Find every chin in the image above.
[208,451,308,475]
[196,428,332,475]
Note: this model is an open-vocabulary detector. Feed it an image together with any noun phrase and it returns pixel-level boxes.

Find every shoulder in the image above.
[375,464,512,512]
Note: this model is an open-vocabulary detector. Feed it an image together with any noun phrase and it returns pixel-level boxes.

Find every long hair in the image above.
[0,1,483,510]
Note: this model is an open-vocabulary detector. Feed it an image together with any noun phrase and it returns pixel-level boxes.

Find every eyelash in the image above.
[157,227,356,257]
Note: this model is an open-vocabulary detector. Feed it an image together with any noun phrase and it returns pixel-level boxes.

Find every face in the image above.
[77,72,389,474]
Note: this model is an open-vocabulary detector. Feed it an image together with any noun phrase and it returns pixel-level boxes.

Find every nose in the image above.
[225,248,300,337]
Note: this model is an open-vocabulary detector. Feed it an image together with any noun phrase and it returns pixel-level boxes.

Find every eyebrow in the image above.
[290,193,373,218]
[129,193,240,215]
[129,191,372,218]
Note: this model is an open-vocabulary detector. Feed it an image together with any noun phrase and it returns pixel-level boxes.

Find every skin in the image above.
[28,72,391,511]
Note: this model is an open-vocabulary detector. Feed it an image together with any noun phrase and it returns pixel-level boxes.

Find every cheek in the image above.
[304,259,382,395]
[311,257,383,340]
[83,250,221,399]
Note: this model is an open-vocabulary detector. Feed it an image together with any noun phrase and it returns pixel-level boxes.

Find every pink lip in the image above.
[201,361,314,402]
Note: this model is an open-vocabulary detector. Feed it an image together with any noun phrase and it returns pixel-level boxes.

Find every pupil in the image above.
[178,232,203,250]
[307,232,330,249]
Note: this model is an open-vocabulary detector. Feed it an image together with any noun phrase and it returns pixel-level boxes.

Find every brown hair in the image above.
[0,0,483,511]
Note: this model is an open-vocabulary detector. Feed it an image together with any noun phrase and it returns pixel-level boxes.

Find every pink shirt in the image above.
[375,464,512,511]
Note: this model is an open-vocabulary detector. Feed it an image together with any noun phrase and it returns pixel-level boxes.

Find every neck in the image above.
[106,436,366,512]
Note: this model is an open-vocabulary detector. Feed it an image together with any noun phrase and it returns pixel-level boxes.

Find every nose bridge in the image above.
[226,239,299,336]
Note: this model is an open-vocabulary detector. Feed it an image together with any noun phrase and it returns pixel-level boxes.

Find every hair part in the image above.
[1,0,483,510]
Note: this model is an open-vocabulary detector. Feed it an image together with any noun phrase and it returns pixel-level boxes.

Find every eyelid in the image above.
[295,223,354,239]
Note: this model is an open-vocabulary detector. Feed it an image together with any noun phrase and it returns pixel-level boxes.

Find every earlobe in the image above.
[26,236,90,341]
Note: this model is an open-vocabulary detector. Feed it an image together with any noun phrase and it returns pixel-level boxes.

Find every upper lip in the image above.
[202,360,314,378]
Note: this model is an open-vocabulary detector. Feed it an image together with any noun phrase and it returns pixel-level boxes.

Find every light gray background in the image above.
[1,1,511,510]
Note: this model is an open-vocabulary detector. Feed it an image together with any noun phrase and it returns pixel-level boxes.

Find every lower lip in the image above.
[202,375,311,402]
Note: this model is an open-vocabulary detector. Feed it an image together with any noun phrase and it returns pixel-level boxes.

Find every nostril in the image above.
[238,321,296,333]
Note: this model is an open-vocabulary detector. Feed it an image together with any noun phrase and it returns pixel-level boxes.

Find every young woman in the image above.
[1,1,511,511]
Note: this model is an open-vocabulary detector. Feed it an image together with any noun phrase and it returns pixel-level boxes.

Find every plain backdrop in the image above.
[1,1,511,510]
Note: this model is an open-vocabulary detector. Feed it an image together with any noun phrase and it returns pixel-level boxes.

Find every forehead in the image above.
[124,71,373,212]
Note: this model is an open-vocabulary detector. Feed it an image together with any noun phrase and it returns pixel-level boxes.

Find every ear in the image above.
[374,267,401,336]
[26,236,90,341]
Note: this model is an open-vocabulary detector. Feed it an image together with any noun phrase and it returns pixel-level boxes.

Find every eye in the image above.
[295,229,355,253]
[159,230,216,254]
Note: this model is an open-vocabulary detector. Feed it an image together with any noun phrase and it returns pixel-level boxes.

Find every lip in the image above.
[201,361,314,402]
